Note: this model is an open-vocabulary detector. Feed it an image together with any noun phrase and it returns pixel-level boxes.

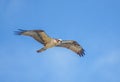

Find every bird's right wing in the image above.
[57,40,85,56]
[15,29,52,45]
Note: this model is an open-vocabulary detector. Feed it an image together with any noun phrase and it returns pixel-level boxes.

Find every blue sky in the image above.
[0,0,120,82]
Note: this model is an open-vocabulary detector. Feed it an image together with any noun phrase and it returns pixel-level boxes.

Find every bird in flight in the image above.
[15,29,85,56]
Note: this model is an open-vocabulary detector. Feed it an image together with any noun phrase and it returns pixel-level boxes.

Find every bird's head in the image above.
[54,39,62,44]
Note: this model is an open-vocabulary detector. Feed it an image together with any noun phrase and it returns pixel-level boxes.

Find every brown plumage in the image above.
[15,29,85,56]
[57,40,85,56]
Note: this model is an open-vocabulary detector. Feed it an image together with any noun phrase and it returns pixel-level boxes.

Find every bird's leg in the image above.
[37,47,47,53]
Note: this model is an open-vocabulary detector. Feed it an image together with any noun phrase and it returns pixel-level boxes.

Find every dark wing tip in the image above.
[14,29,26,35]
[77,48,85,57]
[73,41,85,57]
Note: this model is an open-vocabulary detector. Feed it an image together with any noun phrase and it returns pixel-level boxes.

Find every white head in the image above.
[58,39,62,42]
[54,38,62,44]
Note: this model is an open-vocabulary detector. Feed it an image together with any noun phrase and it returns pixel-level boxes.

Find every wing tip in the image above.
[77,48,85,57]
[14,29,45,35]
[14,29,26,35]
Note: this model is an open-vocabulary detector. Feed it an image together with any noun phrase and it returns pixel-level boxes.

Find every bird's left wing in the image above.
[15,29,52,45]
[57,40,85,56]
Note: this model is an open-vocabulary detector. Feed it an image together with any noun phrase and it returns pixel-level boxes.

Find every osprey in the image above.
[15,29,85,56]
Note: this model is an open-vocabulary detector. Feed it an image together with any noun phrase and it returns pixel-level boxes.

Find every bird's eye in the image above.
[59,40,62,43]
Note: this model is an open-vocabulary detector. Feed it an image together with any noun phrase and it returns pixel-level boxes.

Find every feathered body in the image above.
[15,29,85,57]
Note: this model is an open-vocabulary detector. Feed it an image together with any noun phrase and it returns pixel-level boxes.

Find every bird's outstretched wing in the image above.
[57,40,85,56]
[15,29,52,45]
